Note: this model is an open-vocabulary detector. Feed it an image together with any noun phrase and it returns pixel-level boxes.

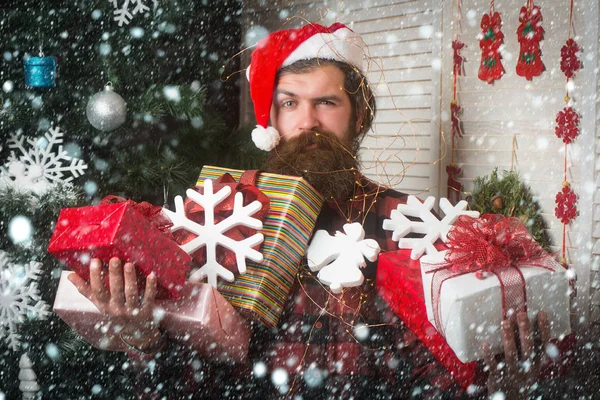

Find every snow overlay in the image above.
[0,251,51,351]
[382,196,480,260]
[163,179,265,287]
[306,222,381,293]
[0,127,87,195]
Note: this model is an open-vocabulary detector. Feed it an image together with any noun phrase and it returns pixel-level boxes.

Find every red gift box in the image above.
[54,271,251,363]
[48,202,191,299]
[376,250,485,390]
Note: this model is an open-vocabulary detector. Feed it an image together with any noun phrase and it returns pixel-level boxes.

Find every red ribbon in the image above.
[100,195,175,238]
[173,170,270,277]
[424,214,557,336]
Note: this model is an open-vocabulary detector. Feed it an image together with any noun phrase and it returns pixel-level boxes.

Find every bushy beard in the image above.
[262,130,359,201]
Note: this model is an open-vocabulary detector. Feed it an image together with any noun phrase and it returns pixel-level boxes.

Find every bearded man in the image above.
[70,23,556,399]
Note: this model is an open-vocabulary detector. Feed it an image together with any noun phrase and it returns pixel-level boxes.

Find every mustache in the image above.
[280,129,354,155]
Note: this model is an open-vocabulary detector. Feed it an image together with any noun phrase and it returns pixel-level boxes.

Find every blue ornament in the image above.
[23,56,57,88]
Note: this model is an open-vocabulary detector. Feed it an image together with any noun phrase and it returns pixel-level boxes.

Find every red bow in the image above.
[425,214,557,335]
[519,5,542,24]
[174,171,270,277]
[481,12,502,33]
[100,195,175,238]
[443,214,554,275]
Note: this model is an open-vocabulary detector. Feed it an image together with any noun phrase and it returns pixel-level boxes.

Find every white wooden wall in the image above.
[241,0,599,327]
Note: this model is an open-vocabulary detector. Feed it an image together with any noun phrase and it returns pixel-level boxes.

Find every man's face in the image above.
[270,64,360,144]
[263,64,362,201]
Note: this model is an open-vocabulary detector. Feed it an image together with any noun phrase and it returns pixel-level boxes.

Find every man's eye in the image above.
[319,100,335,105]
[281,100,295,107]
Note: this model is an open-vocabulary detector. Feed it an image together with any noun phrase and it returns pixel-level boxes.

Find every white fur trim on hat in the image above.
[282,27,365,72]
[251,125,280,151]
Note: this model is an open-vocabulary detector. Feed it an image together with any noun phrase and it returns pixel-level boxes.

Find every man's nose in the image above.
[298,104,320,131]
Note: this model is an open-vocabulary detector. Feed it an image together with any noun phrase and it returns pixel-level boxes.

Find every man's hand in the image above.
[483,311,552,399]
[68,257,163,351]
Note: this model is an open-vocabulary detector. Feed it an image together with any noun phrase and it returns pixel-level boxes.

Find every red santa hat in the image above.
[247,22,365,151]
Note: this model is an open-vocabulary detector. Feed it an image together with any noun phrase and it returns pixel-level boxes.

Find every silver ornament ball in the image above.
[86,84,127,131]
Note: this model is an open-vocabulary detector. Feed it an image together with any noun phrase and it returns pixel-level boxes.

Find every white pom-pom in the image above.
[252,125,280,151]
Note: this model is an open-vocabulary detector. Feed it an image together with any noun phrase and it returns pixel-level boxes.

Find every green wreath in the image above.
[468,169,552,252]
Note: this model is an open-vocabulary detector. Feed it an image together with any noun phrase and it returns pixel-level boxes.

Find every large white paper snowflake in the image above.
[109,0,152,26]
[0,127,87,195]
[306,222,380,294]
[163,179,265,287]
[0,251,51,351]
[382,196,480,260]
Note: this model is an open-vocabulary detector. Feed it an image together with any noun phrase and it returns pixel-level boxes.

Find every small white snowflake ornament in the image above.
[0,251,51,351]
[306,222,380,294]
[382,196,479,260]
[163,179,265,287]
[110,0,152,26]
[0,127,87,195]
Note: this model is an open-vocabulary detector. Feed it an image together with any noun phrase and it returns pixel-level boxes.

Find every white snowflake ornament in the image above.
[163,179,265,287]
[382,196,479,260]
[0,251,51,351]
[0,127,87,195]
[306,222,380,294]
[110,0,152,26]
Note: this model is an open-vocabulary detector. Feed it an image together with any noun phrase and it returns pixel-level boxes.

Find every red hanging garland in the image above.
[447,4,464,205]
[555,106,580,144]
[515,4,545,81]
[560,38,581,79]
[555,184,578,224]
[478,11,504,84]
[451,39,465,144]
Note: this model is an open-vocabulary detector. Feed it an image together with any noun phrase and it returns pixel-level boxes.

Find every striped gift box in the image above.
[197,166,324,328]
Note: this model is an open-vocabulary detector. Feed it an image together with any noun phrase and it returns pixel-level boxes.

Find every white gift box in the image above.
[420,253,571,363]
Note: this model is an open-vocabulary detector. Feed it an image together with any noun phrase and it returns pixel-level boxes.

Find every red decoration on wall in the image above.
[452,40,465,76]
[516,4,545,81]
[560,38,581,79]
[478,11,504,84]
[555,106,580,144]
[446,163,462,206]
[555,184,578,224]
[450,101,463,143]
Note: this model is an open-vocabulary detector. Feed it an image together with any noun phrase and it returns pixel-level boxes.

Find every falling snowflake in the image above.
[163,179,265,287]
[0,127,87,195]
[0,251,51,351]
[109,0,153,26]
[306,222,380,293]
[382,196,480,260]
